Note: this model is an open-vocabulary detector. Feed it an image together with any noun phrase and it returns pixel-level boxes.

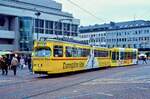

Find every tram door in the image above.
[32,47,51,72]
[119,48,125,66]
[132,49,138,64]
[111,49,119,67]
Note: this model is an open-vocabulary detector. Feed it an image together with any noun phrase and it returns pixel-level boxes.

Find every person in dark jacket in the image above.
[142,56,147,64]
[0,56,8,75]
[27,55,32,71]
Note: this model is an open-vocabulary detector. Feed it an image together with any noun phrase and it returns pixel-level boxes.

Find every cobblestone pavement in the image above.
[0,68,40,86]
[0,60,150,99]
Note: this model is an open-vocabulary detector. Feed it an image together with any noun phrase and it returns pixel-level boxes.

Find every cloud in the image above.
[55,0,150,25]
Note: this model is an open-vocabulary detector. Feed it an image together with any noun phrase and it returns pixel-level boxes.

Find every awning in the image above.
[0,51,12,55]
[138,54,146,57]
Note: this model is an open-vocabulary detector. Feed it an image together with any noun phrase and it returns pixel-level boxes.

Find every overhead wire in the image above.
[66,0,109,23]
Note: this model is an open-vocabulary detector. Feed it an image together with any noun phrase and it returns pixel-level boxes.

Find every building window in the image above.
[35,19,44,33]
[35,19,44,27]
[45,21,53,29]
[0,17,5,26]
[63,23,70,36]
[135,31,138,34]
[54,22,62,35]
[123,44,126,48]
[134,44,137,48]
[45,21,53,34]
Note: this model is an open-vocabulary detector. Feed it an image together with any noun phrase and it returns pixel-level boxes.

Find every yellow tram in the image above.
[111,48,138,66]
[32,39,138,74]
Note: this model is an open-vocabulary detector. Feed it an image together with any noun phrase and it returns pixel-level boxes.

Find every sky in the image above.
[55,0,150,26]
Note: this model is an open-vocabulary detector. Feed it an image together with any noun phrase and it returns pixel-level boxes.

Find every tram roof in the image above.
[38,37,89,46]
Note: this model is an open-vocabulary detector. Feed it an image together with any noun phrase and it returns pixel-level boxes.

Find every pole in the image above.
[37,16,38,41]
[116,33,118,47]
[35,11,41,41]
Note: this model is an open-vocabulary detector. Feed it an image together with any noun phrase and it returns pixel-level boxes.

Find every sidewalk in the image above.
[138,59,150,65]
[0,68,40,86]
[0,60,150,87]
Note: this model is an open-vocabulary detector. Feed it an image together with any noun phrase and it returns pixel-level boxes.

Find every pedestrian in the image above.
[3,56,9,75]
[20,56,25,69]
[0,56,4,75]
[142,56,147,64]
[0,56,8,75]
[11,56,18,76]
[5,55,10,66]
[27,55,32,71]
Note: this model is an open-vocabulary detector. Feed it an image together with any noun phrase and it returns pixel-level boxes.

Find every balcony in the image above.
[0,44,14,51]
[0,30,15,39]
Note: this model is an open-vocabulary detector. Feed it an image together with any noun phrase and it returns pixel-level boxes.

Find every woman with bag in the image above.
[11,56,18,76]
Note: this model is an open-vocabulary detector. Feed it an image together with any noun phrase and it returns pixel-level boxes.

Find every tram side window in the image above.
[66,47,84,57]
[66,47,72,57]
[133,52,137,59]
[77,48,82,57]
[112,52,119,60]
[130,52,133,59]
[125,52,128,59]
[82,48,90,57]
[53,45,63,57]
[128,52,131,59]
[94,50,108,57]
[130,52,136,59]
[94,50,98,57]
[120,52,125,60]
[116,52,119,60]
[126,52,132,59]
[100,51,109,57]
[72,47,78,57]
[34,47,51,57]
[81,49,86,57]
[112,52,116,60]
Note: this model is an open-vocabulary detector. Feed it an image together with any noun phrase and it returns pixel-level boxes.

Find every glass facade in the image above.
[34,19,44,34]
[19,17,78,51]
[34,19,78,37]
[0,0,79,51]
[19,17,33,51]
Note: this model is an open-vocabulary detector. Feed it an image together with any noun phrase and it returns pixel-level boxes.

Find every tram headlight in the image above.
[37,64,42,67]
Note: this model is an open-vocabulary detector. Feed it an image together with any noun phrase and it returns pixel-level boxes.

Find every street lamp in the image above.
[34,10,41,41]
[116,33,118,47]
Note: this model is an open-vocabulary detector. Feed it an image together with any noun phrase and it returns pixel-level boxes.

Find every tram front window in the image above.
[34,47,51,57]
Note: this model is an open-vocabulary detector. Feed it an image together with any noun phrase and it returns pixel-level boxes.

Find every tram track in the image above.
[0,64,146,99]
[23,65,141,99]
[23,74,102,99]
[0,75,47,88]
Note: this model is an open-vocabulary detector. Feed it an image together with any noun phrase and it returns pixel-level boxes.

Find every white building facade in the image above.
[79,20,150,50]
[106,27,150,49]
[0,0,80,51]
[79,31,107,47]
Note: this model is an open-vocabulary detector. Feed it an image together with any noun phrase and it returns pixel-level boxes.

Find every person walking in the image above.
[6,55,11,70]
[11,56,18,76]
[20,56,25,69]
[0,56,8,75]
[27,55,32,71]
[3,56,8,75]
[142,56,147,64]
